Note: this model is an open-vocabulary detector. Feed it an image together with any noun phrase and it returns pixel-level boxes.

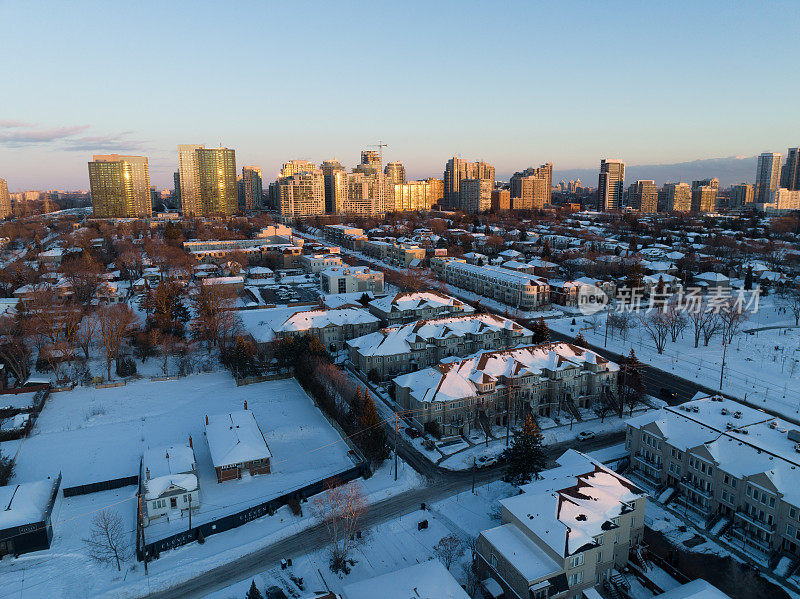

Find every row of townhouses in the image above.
[626,395,800,558]
[393,342,618,437]
[366,290,473,325]
[347,313,533,379]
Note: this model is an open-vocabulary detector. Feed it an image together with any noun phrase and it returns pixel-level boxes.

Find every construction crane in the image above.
[367,140,388,167]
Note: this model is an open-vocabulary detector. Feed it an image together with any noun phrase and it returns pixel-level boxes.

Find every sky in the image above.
[1,0,799,191]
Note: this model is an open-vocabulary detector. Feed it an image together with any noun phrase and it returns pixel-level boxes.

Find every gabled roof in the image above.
[205,410,272,468]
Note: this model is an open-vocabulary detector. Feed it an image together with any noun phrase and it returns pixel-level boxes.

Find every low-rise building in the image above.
[626,395,800,557]
[300,253,343,274]
[320,266,384,294]
[394,342,618,436]
[367,290,472,326]
[323,224,368,250]
[183,238,302,261]
[348,313,533,379]
[342,560,469,599]
[476,449,646,599]
[0,475,61,557]
[439,260,550,309]
[141,443,199,525]
[205,409,272,483]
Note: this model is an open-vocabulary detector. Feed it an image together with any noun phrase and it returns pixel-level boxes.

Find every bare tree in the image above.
[0,315,31,386]
[607,310,633,340]
[83,510,129,571]
[780,289,800,326]
[665,300,688,343]
[433,534,465,571]
[191,283,240,351]
[75,312,98,360]
[701,312,722,346]
[312,478,367,573]
[96,303,140,380]
[638,309,670,354]
[718,299,749,345]
[687,300,716,348]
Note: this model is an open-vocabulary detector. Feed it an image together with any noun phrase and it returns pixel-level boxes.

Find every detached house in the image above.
[141,443,199,525]
[205,409,272,483]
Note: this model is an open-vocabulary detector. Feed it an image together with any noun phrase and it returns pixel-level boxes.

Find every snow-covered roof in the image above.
[239,306,316,344]
[276,306,379,333]
[348,313,532,357]
[205,410,272,468]
[394,342,618,404]
[369,291,470,314]
[498,450,644,556]
[695,272,729,283]
[342,560,470,599]
[0,478,58,530]
[656,579,730,599]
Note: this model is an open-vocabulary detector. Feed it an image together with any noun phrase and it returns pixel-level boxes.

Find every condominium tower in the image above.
[277,167,325,217]
[597,159,625,210]
[443,157,495,210]
[240,166,263,210]
[781,148,800,191]
[320,159,346,213]
[510,162,552,209]
[663,182,692,212]
[88,154,152,218]
[730,183,754,207]
[392,179,443,212]
[384,161,406,185]
[756,152,782,204]
[627,180,658,213]
[0,177,10,219]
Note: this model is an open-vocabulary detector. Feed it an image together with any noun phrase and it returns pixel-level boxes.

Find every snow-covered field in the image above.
[550,297,800,420]
[0,374,423,598]
[205,480,515,599]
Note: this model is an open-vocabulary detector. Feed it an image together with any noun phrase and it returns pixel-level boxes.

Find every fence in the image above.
[62,475,139,498]
[235,372,293,386]
[137,460,368,560]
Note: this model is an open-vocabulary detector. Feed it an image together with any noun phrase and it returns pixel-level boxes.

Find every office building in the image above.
[598,159,625,210]
[781,148,800,191]
[756,152,782,204]
[240,166,263,210]
[391,179,441,212]
[88,154,152,218]
[443,157,495,208]
[277,169,325,217]
[627,180,658,213]
[0,177,10,219]
[459,178,492,213]
[510,162,553,208]
[663,182,692,212]
[320,159,346,213]
[730,183,754,207]
[384,161,406,185]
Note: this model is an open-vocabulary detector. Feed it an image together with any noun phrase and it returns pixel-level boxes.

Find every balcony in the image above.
[729,527,773,554]
[632,452,663,471]
[679,478,714,500]
[672,495,713,516]
[734,510,776,533]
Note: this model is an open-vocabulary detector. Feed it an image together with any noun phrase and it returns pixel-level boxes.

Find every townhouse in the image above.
[323,224,367,250]
[394,342,618,437]
[437,259,551,309]
[476,450,646,599]
[367,290,472,326]
[320,266,384,294]
[626,396,800,558]
[347,313,533,379]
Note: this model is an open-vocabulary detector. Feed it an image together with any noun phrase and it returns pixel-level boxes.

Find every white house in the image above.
[141,443,199,525]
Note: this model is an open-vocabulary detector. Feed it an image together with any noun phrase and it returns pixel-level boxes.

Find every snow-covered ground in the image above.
[550,297,800,420]
[0,372,424,598]
[205,479,515,599]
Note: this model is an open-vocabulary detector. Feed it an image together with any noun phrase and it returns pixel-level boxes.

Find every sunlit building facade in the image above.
[88,154,152,218]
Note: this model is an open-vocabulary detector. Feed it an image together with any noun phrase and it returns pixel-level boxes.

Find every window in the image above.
[569,554,584,568]
[490,554,498,569]
[788,525,795,537]
[614,533,619,544]
[770,497,775,508]
[568,572,584,586]
[791,508,797,519]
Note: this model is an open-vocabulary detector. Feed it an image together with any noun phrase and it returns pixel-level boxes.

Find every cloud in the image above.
[0,121,145,153]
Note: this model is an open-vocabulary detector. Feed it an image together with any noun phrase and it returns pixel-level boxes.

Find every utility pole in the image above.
[506,389,511,447]
[138,493,148,575]
[604,307,610,347]
[394,412,399,482]
[472,457,476,494]
[719,339,728,389]
[188,493,192,531]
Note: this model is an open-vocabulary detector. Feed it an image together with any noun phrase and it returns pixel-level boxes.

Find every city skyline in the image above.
[1,1,799,190]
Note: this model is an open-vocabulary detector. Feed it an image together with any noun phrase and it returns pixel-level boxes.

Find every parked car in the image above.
[659,387,676,401]
[577,431,596,441]
[405,427,421,439]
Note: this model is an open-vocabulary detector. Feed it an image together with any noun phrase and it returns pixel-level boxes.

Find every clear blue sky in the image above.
[1,0,798,190]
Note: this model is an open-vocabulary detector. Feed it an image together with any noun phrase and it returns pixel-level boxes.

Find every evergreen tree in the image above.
[629,235,639,252]
[358,394,391,466]
[573,331,589,348]
[531,317,551,344]
[245,580,263,599]
[503,416,547,485]
[619,349,645,416]
[541,239,552,261]
[744,266,753,291]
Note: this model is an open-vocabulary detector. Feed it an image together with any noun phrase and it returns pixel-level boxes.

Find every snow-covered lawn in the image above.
[550,297,800,420]
[205,480,515,599]
[0,370,424,598]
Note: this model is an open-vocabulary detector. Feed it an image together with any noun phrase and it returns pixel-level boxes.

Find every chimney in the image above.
[165,451,169,460]
[205,415,208,425]
[145,467,150,480]
[188,435,193,449]
[244,400,248,410]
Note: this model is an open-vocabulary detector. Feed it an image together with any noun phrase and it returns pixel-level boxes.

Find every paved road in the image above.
[142,430,623,599]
